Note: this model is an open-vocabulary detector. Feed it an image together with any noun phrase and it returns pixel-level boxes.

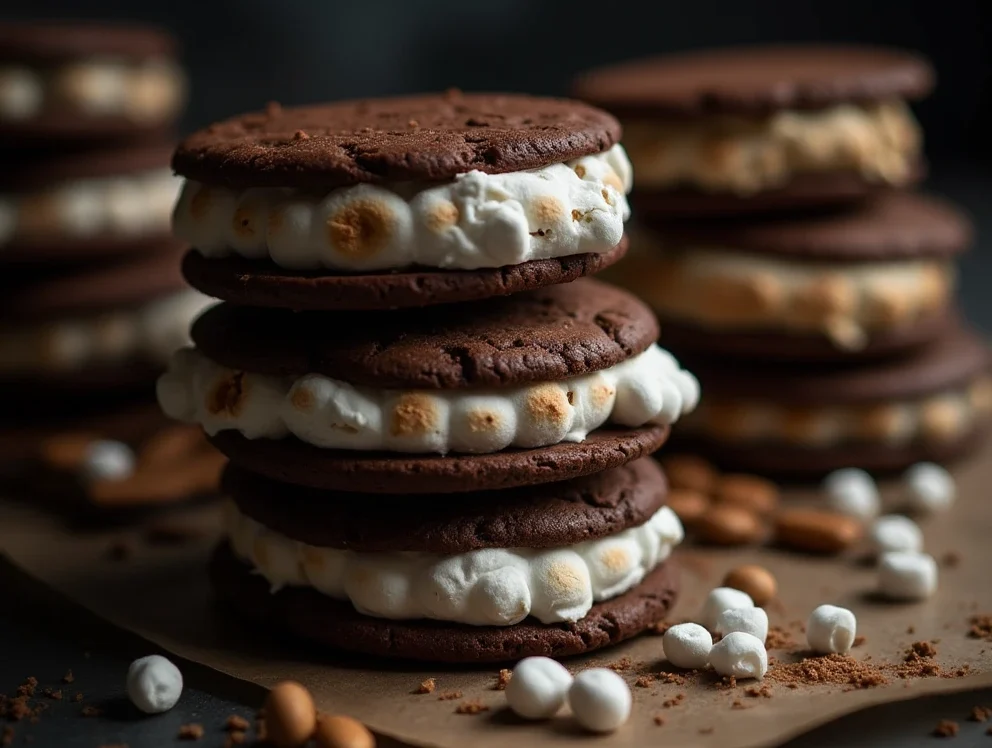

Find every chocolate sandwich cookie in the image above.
[0,247,212,390]
[212,458,682,662]
[170,92,634,309]
[574,45,932,216]
[0,141,181,263]
[613,193,971,361]
[0,22,185,141]
[158,278,699,492]
[676,323,991,476]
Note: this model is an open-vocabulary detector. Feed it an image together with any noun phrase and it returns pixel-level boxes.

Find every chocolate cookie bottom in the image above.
[210,541,679,663]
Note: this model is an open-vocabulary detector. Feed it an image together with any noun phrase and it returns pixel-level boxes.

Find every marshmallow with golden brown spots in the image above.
[225,501,683,626]
[172,144,632,272]
[156,343,699,454]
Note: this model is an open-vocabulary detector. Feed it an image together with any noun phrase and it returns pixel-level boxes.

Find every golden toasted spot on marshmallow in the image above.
[699,273,783,325]
[252,537,270,568]
[546,560,583,595]
[791,275,856,324]
[301,546,325,571]
[425,200,459,232]
[390,394,439,437]
[532,195,564,224]
[327,197,395,257]
[969,377,992,412]
[206,371,248,417]
[526,384,570,426]
[856,404,910,442]
[232,206,258,238]
[467,409,500,433]
[920,397,966,441]
[15,194,61,239]
[190,186,212,220]
[574,164,587,179]
[781,408,829,445]
[864,283,914,326]
[267,207,284,234]
[602,169,624,193]
[591,383,616,408]
[290,386,315,413]
[600,546,631,573]
[919,265,951,310]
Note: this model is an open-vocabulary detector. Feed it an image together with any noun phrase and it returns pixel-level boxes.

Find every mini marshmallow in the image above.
[870,515,924,554]
[81,440,136,482]
[709,631,768,680]
[505,657,573,720]
[878,551,938,600]
[662,623,712,669]
[700,587,755,631]
[824,468,880,520]
[905,462,955,513]
[567,669,631,734]
[806,604,857,654]
[715,607,769,644]
[126,655,183,714]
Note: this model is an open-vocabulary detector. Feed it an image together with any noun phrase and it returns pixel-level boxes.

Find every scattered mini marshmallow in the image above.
[662,623,712,669]
[823,468,880,520]
[806,604,857,654]
[716,606,769,644]
[81,439,136,482]
[905,462,955,513]
[505,657,573,720]
[126,655,183,714]
[878,551,938,600]
[869,515,924,554]
[709,631,768,680]
[567,669,631,734]
[700,586,755,631]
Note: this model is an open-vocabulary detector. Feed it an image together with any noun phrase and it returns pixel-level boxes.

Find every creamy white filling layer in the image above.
[172,144,633,272]
[226,501,683,626]
[157,344,699,454]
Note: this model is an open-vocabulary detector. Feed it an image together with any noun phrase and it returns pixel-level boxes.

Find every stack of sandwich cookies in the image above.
[159,92,700,661]
[574,45,932,216]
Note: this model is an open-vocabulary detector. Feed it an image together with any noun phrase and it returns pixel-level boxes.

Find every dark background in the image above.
[2,0,992,162]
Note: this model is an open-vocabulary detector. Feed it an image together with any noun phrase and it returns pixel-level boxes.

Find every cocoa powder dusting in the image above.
[968,614,992,641]
[765,626,797,650]
[767,655,889,688]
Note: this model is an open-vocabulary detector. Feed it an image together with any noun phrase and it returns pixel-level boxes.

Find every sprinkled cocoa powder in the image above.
[933,719,959,737]
[968,614,992,641]
[494,669,511,691]
[766,655,889,688]
[766,626,797,650]
[893,642,940,678]
[907,641,937,659]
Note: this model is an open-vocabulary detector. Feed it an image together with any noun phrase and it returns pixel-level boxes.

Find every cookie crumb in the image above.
[906,625,915,634]
[455,701,489,715]
[942,552,961,567]
[933,719,959,737]
[970,706,992,722]
[853,635,867,647]
[178,723,204,740]
[408,120,419,128]
[609,657,633,672]
[699,727,714,735]
[17,677,38,697]
[731,699,746,709]
[293,130,309,141]
[650,621,672,636]
[62,670,74,684]
[225,715,250,732]
[907,641,937,659]
[653,714,665,726]
[662,693,686,708]
[493,669,511,691]
[744,685,772,698]
[41,688,61,700]
[81,705,103,717]
[437,691,462,701]
[968,614,992,641]
[634,675,654,688]
[73,693,83,702]
[414,678,436,695]
[1,726,13,746]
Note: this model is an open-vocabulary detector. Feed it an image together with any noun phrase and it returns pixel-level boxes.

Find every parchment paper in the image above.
[2,443,991,748]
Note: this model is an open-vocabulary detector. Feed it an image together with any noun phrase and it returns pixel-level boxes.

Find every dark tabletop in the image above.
[1,161,990,748]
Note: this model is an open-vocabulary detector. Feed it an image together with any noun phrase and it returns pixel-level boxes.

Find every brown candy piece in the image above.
[774,509,863,554]
[723,564,778,606]
[661,454,719,494]
[666,488,710,528]
[264,681,316,748]
[717,474,780,516]
[314,714,376,748]
[696,504,764,546]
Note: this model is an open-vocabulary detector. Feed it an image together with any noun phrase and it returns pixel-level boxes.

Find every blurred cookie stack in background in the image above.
[576,45,991,478]
[0,21,219,513]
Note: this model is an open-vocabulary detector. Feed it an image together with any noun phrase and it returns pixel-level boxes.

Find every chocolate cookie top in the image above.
[226,457,665,552]
[172,92,621,189]
[191,278,658,388]
[655,193,972,261]
[574,45,934,117]
[0,21,177,63]
[683,323,989,405]
[1,141,174,190]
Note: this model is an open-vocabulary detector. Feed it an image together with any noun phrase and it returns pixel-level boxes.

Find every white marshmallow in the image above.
[709,631,768,680]
[700,587,755,631]
[126,655,183,714]
[824,468,880,520]
[156,343,698,455]
[905,462,955,513]
[226,503,683,627]
[80,440,136,482]
[806,604,857,654]
[504,657,572,720]
[0,67,42,120]
[878,551,938,600]
[174,144,632,272]
[715,607,769,644]
[869,515,923,554]
[662,623,712,669]
[567,669,631,734]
